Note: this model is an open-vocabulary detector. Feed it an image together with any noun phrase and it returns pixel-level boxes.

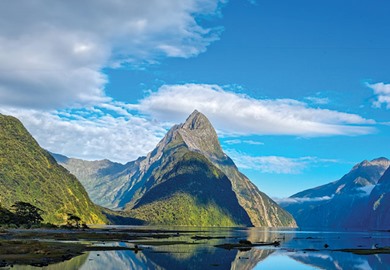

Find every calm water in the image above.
[8,227,390,270]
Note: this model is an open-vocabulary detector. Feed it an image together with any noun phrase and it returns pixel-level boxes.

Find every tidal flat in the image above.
[1,226,390,269]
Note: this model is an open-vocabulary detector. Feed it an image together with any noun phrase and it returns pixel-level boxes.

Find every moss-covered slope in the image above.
[127,151,251,226]
[0,114,106,224]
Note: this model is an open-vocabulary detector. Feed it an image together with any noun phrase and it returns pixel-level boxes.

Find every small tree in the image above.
[67,213,82,228]
[0,206,15,225]
[11,202,44,226]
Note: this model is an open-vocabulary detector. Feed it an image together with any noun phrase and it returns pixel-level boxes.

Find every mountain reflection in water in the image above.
[79,227,278,270]
[10,227,390,270]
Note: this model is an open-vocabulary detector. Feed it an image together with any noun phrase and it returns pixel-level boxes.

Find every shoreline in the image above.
[1,227,390,268]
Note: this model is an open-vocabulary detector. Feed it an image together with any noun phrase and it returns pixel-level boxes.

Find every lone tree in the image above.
[67,213,82,228]
[11,202,44,225]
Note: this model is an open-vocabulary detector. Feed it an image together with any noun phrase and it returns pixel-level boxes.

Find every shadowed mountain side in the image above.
[127,151,251,226]
[0,114,106,225]
[282,158,390,229]
[367,167,390,229]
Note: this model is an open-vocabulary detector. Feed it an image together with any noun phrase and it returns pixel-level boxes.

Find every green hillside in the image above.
[127,150,252,226]
[0,114,106,225]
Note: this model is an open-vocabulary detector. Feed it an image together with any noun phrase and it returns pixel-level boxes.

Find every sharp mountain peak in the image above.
[175,110,224,160]
[181,110,212,130]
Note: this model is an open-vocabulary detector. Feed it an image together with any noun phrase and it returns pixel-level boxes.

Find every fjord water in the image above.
[11,227,390,270]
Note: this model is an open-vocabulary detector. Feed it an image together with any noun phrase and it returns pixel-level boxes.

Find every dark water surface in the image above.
[8,226,390,270]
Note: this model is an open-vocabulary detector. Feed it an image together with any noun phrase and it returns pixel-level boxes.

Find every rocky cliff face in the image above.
[282,157,390,229]
[56,110,296,227]
[0,114,106,225]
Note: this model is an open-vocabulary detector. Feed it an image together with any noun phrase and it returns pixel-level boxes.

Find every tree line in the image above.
[0,201,86,229]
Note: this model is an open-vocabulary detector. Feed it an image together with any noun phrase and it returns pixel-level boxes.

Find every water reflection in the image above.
[8,228,390,270]
[6,253,89,270]
[79,227,281,270]
[287,249,390,270]
[255,253,318,270]
[280,230,390,270]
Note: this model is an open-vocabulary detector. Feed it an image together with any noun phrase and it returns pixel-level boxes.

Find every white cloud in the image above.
[0,0,224,109]
[136,84,376,136]
[0,81,377,163]
[223,139,264,145]
[225,149,338,174]
[368,82,390,109]
[304,96,330,105]
[243,140,264,145]
[357,185,375,197]
[0,105,167,164]
[275,195,334,205]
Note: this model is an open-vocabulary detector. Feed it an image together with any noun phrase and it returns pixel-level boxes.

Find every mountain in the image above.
[367,166,390,229]
[0,114,106,225]
[281,157,390,229]
[56,110,296,227]
[50,153,145,210]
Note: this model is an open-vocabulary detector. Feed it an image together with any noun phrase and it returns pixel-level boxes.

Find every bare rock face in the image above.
[56,110,296,227]
[179,110,225,160]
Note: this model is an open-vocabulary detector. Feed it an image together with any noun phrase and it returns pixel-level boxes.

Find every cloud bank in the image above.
[0,105,167,163]
[275,195,334,205]
[136,84,376,136]
[0,0,224,109]
[0,81,377,163]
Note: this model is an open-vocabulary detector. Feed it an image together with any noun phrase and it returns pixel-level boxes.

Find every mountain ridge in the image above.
[56,110,296,227]
[282,157,390,229]
[0,114,106,225]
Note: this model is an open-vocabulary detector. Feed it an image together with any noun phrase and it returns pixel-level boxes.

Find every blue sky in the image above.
[0,0,390,198]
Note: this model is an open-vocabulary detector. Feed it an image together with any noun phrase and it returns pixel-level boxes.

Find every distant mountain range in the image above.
[54,110,296,227]
[281,157,390,229]
[0,114,106,225]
